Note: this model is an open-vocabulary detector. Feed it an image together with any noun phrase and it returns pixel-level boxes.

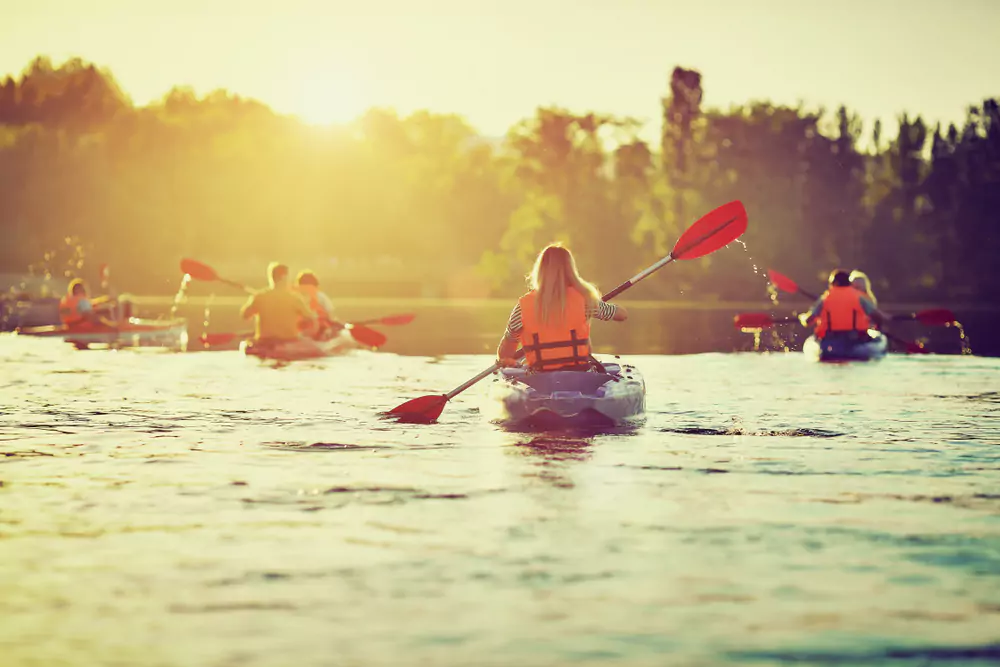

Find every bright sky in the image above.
[3,0,998,140]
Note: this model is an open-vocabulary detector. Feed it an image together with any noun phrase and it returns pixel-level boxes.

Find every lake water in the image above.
[1,335,999,666]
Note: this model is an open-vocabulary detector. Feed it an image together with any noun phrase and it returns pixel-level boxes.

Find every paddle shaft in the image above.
[603,212,740,301]
[881,330,924,352]
[443,254,677,401]
[603,254,674,301]
[222,279,252,293]
[797,287,819,301]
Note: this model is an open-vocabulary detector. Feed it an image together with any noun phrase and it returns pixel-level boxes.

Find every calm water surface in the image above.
[1,336,999,666]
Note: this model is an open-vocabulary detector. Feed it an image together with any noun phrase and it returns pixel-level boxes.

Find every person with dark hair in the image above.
[240,262,315,343]
[58,279,118,327]
[799,269,886,339]
[294,270,340,340]
[59,279,95,326]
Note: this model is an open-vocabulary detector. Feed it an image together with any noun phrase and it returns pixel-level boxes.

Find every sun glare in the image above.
[290,73,364,126]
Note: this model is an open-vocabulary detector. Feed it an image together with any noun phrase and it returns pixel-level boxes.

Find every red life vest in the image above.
[294,286,332,332]
[815,285,870,338]
[59,295,85,326]
[518,288,592,370]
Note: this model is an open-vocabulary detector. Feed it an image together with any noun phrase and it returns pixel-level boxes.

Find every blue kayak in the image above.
[803,330,888,362]
[484,361,646,429]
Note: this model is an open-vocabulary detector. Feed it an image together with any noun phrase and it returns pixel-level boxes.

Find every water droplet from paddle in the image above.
[952,320,973,355]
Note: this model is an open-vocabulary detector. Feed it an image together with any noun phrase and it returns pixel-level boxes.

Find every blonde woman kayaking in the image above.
[850,269,878,307]
[496,244,628,370]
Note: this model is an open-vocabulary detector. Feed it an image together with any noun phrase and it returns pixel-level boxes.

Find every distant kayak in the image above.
[14,317,188,351]
[484,361,646,429]
[240,328,357,361]
[803,330,888,362]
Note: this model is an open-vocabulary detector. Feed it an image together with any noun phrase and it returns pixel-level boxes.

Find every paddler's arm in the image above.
[294,293,316,321]
[798,297,824,327]
[860,296,887,328]
[239,294,258,320]
[76,298,104,325]
[497,335,520,367]
[496,303,522,367]
[592,301,627,322]
[317,292,336,320]
[90,295,115,308]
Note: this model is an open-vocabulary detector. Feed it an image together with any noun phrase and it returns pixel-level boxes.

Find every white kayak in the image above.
[484,361,646,429]
[803,330,888,362]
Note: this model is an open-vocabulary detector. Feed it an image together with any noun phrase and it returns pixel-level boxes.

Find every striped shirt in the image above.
[504,301,617,340]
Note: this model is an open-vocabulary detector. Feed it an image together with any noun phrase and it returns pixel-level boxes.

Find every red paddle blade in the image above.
[180,258,219,282]
[347,324,387,349]
[671,200,748,260]
[379,313,416,326]
[734,313,775,330]
[383,394,448,423]
[768,269,801,295]
[915,309,957,326]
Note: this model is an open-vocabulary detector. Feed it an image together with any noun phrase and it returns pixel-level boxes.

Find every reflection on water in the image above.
[1,336,999,666]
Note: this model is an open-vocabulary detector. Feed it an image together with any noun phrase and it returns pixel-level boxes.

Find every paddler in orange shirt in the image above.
[240,262,316,344]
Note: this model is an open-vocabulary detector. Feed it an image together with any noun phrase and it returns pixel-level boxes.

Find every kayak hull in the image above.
[240,329,357,361]
[14,318,188,351]
[803,330,888,362]
[485,361,646,429]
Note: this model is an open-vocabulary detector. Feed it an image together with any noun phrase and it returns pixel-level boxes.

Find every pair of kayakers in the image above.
[239,262,340,345]
[799,269,887,340]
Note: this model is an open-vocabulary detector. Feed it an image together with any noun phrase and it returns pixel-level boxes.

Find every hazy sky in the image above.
[2,0,998,139]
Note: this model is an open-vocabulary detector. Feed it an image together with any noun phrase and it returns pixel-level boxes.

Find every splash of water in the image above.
[733,238,796,352]
[169,274,191,320]
[25,235,89,298]
[202,292,216,334]
[948,320,974,356]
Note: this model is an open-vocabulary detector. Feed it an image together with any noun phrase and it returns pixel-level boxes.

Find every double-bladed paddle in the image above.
[179,258,388,349]
[180,258,252,293]
[384,200,749,423]
[764,269,945,354]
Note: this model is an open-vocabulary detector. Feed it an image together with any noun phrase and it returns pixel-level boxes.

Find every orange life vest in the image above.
[58,295,85,326]
[815,285,870,338]
[294,286,332,332]
[518,288,592,370]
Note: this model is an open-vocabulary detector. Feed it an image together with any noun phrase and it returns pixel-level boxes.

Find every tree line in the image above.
[1,56,997,303]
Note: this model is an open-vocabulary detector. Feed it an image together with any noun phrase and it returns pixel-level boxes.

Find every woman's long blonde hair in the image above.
[528,244,601,326]
[849,270,877,307]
